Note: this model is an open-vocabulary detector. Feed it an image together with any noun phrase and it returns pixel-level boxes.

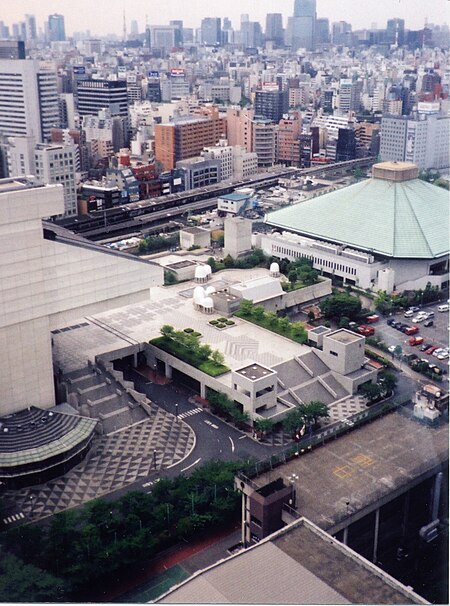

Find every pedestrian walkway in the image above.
[2,512,25,525]
[178,407,203,420]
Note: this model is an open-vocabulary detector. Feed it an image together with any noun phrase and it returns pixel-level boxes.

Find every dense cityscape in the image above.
[0,0,448,603]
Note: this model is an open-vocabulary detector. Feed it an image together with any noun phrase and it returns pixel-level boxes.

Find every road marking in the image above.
[204,419,219,429]
[228,436,235,453]
[333,465,354,479]
[180,457,202,472]
[3,512,25,525]
[352,454,375,467]
[238,435,247,440]
[178,407,202,419]
[142,478,160,488]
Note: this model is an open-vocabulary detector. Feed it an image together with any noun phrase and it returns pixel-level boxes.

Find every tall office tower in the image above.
[130,19,139,37]
[277,112,301,165]
[0,21,9,38]
[155,109,226,171]
[240,21,263,48]
[252,118,277,167]
[25,14,37,42]
[315,18,330,44]
[265,14,284,47]
[33,143,77,216]
[291,0,316,51]
[386,18,405,46]
[149,25,176,52]
[332,21,352,45]
[336,128,356,161]
[169,20,184,46]
[76,79,128,118]
[0,59,59,142]
[338,79,362,113]
[255,88,289,123]
[48,14,66,42]
[0,40,25,59]
[200,18,221,46]
[223,17,232,31]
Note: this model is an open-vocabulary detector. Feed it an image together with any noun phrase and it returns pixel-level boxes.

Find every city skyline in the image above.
[2,0,449,37]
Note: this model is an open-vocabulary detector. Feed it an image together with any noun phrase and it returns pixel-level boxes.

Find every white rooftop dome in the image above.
[270,262,280,273]
[193,286,205,303]
[204,264,212,275]
[203,297,214,309]
[205,285,216,295]
[194,265,207,279]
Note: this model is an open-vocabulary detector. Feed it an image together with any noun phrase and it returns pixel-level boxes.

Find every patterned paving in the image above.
[2,411,194,523]
[327,394,367,422]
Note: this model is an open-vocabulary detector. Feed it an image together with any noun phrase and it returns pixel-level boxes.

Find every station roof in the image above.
[265,168,449,259]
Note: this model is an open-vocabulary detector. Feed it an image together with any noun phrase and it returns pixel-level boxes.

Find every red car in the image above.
[425,345,439,355]
[409,336,424,346]
[357,325,375,336]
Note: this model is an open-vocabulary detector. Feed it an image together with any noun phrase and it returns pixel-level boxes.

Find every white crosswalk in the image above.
[3,512,25,525]
[178,407,202,420]
[142,478,160,489]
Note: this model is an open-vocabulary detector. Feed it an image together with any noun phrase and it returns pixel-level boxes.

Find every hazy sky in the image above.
[2,0,449,36]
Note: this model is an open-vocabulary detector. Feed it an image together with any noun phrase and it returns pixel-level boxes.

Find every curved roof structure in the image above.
[266,171,449,259]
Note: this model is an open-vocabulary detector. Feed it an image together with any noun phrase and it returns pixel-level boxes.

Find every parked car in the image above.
[420,343,432,351]
[424,319,434,327]
[409,336,424,346]
[425,311,434,318]
[404,310,414,318]
[400,324,410,333]
[404,326,419,335]
[408,306,420,313]
[412,314,427,323]
[436,349,449,360]
[396,323,408,331]
[357,324,375,336]
[387,318,397,326]
[388,345,396,353]
[425,345,439,355]
[366,315,380,323]
[438,304,449,312]
[432,348,445,358]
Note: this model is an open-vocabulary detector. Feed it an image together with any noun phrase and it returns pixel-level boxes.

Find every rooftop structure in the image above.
[159,516,425,605]
[235,363,276,381]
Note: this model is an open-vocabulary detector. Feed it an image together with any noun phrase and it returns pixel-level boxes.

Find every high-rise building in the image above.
[149,25,176,52]
[336,128,357,161]
[48,14,66,42]
[315,18,330,44]
[252,118,277,167]
[155,109,226,171]
[386,18,405,46]
[255,88,289,123]
[0,40,25,59]
[380,113,450,170]
[33,143,77,216]
[338,79,362,113]
[240,21,263,48]
[291,0,316,51]
[265,14,284,47]
[200,17,221,46]
[332,21,352,45]
[0,59,59,142]
[25,14,37,42]
[169,20,184,46]
[76,79,128,118]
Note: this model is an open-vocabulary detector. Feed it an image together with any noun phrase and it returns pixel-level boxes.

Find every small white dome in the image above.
[270,262,280,273]
[193,286,206,303]
[203,297,214,309]
[205,285,216,295]
[194,265,206,279]
[204,264,212,275]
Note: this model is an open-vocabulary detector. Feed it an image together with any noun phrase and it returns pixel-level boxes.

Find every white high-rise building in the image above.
[0,59,59,142]
[34,143,78,216]
[202,140,233,181]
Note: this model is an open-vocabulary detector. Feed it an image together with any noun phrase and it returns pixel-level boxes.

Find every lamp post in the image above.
[288,473,299,509]
[175,402,179,420]
[153,449,157,469]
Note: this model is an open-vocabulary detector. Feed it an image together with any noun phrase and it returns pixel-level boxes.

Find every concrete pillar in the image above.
[343,526,349,546]
[200,383,206,399]
[165,363,172,379]
[372,508,380,563]
[133,352,138,368]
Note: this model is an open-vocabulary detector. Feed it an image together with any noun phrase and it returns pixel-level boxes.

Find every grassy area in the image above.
[150,336,230,376]
[235,311,307,345]
[116,565,189,603]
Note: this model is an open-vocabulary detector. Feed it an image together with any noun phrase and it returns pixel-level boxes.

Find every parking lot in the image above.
[374,302,449,369]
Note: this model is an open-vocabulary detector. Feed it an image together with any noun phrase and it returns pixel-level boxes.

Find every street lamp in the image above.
[153,449,157,469]
[175,402,179,420]
[288,473,299,508]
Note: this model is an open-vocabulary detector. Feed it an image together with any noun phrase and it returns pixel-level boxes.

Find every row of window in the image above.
[272,245,358,276]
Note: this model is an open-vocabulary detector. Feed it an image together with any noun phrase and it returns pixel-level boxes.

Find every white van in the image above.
[437,304,449,312]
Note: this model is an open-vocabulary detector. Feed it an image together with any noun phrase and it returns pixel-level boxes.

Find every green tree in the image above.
[254,418,274,435]
[223,254,234,268]
[379,371,397,397]
[0,554,67,602]
[160,324,175,339]
[320,292,362,321]
[210,349,225,366]
[360,382,382,403]
[265,311,279,327]
[239,299,253,317]
[288,269,298,286]
[300,401,329,427]
[206,257,217,272]
[307,310,316,323]
[252,306,265,321]
[282,409,305,435]
[338,316,350,329]
[164,270,177,285]
[279,316,291,333]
